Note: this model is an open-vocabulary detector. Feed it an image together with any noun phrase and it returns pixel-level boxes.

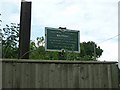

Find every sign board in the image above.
[45,27,80,53]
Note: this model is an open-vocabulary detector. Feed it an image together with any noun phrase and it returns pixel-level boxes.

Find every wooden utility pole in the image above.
[19,0,32,59]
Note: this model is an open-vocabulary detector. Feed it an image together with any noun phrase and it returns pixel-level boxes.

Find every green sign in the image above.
[45,27,80,53]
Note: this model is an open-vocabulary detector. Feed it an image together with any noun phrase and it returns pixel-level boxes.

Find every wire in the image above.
[97,33,120,44]
[19,49,37,59]
[93,33,120,60]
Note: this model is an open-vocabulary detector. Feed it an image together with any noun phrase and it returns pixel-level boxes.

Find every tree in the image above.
[29,39,103,61]
[2,23,19,58]
[29,37,58,60]
[2,22,103,60]
[79,41,103,60]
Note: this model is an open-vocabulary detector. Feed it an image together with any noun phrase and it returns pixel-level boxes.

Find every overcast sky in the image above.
[0,0,119,61]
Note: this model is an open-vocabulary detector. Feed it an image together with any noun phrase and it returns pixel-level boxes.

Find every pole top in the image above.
[21,0,26,2]
[21,0,31,2]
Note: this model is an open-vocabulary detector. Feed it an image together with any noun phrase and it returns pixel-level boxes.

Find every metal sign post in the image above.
[58,27,66,60]
[58,49,66,60]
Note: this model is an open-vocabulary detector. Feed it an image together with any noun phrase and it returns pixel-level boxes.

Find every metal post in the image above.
[0,13,2,59]
[58,27,66,60]
[0,13,2,90]
[58,50,66,60]
[118,1,120,69]
[94,43,96,60]
[19,1,32,59]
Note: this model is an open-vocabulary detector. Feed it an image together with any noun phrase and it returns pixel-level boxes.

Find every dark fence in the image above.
[1,59,119,88]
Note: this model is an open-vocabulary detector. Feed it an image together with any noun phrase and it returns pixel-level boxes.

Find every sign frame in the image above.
[45,27,80,53]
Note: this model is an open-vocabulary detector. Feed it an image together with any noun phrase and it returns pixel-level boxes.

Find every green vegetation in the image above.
[2,23,103,61]
[116,64,120,88]
[2,23,19,58]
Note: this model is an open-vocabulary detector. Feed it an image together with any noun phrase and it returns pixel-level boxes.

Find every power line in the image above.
[94,33,120,60]
[97,33,120,44]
